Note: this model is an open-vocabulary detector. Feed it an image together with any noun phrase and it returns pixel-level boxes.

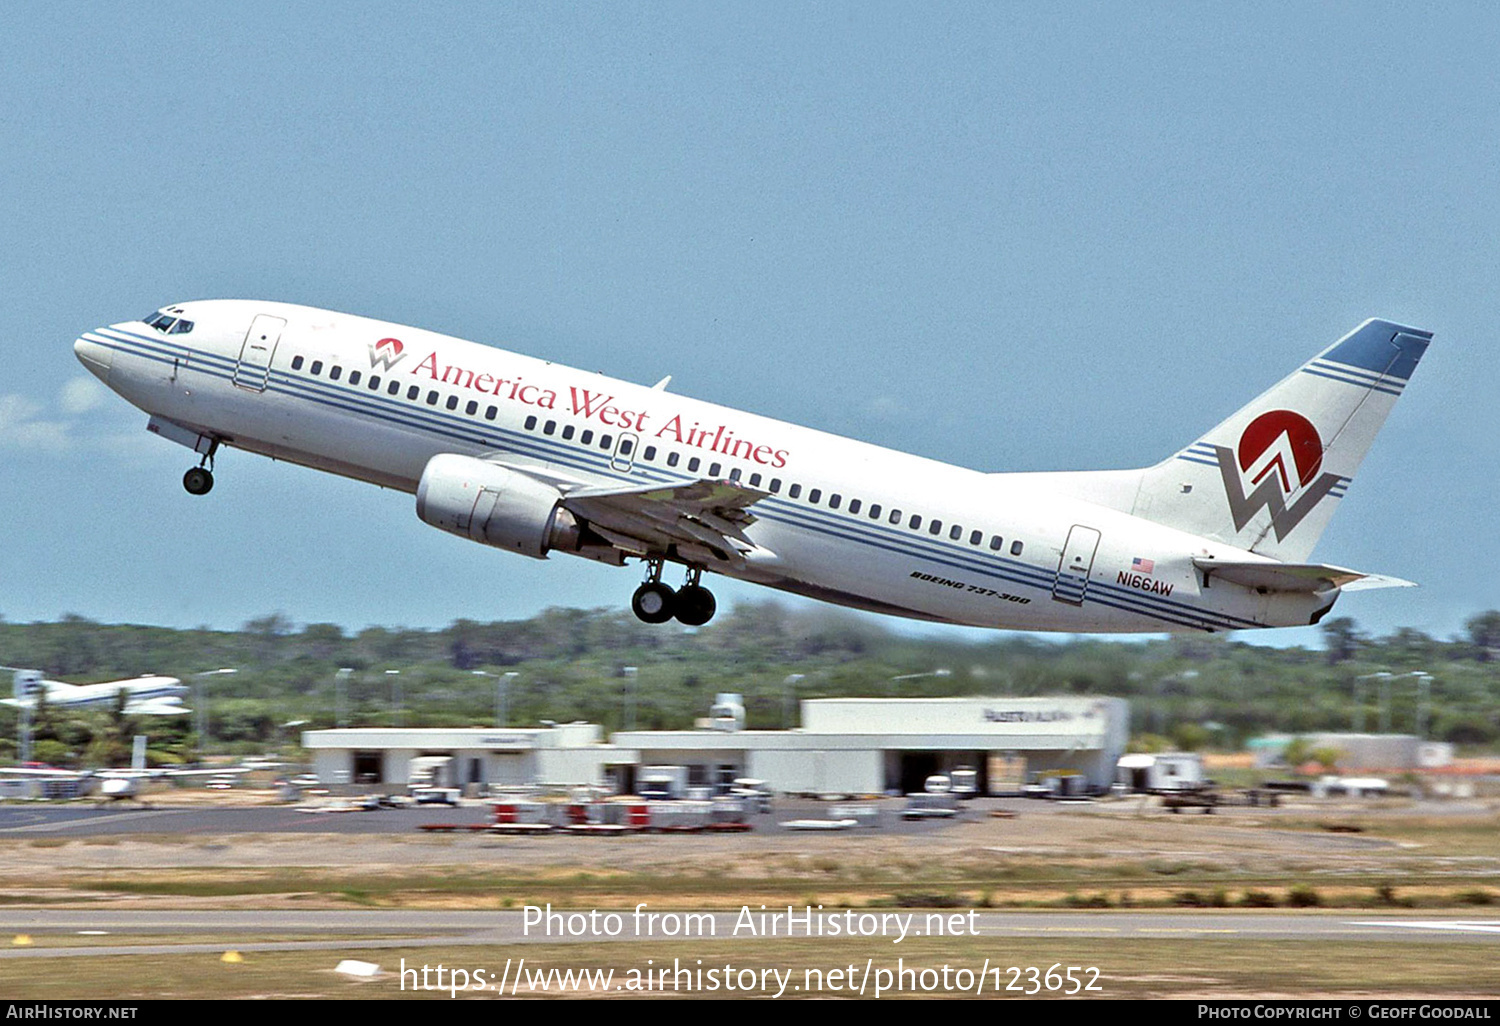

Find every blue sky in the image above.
[1,4,1495,645]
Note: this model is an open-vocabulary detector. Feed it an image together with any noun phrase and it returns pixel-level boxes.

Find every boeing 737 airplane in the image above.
[73,302,1430,633]
[4,669,189,716]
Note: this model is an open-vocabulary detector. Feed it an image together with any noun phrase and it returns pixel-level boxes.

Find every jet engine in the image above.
[416,454,583,559]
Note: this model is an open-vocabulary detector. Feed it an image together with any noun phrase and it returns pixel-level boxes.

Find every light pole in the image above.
[334,668,352,727]
[386,670,403,726]
[1354,672,1389,733]
[622,667,638,730]
[1413,672,1434,739]
[1356,670,1433,736]
[190,668,237,756]
[474,670,520,726]
[783,674,805,728]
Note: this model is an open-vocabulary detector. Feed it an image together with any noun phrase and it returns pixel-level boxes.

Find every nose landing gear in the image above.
[630,561,717,626]
[182,467,214,495]
[182,441,218,496]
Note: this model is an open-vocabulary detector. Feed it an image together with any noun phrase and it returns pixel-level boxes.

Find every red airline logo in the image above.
[1214,409,1342,542]
[368,337,407,371]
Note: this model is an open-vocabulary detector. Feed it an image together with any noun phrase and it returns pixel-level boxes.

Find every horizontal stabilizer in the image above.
[1191,558,1415,593]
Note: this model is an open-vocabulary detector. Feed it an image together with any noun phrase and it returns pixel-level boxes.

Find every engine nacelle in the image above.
[416,454,581,559]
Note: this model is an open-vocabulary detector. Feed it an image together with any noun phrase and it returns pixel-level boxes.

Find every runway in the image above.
[0,910,1496,959]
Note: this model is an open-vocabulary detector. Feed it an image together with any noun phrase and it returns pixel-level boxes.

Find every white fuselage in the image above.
[75,300,1331,633]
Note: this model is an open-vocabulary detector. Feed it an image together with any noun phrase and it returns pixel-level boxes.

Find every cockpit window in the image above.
[143,311,193,334]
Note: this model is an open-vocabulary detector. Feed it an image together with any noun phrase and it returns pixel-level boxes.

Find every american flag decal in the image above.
[1131,557,1155,575]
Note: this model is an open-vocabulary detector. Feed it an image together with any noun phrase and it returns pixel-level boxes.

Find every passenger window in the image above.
[484,406,497,420]
[599,434,612,448]
[789,484,802,499]
[989,536,1004,551]
[562,425,575,440]
[949,524,962,541]
[388,380,401,395]
[446,395,459,410]
[1011,540,1024,556]
[729,468,741,481]
[709,462,721,477]
[620,439,634,455]
[291,356,304,370]
[869,504,882,519]
[667,451,680,468]
[368,375,381,390]
[909,515,922,530]
[769,478,781,493]
[848,499,861,515]
[544,420,556,435]
[407,385,420,400]
[581,429,594,445]
[969,530,982,546]
[426,391,439,405]
[643,445,656,460]
[749,473,761,487]
[688,457,701,472]
[330,366,342,381]
[348,370,361,386]
[829,494,841,510]
[524,415,537,430]
[808,488,822,504]
[889,509,901,524]
[929,520,942,536]
[310,361,324,375]
[465,400,478,415]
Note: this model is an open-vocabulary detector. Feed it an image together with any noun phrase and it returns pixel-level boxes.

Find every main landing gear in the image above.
[182,441,218,496]
[631,561,717,626]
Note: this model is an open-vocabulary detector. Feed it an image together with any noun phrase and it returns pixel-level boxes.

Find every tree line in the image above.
[0,606,1497,766]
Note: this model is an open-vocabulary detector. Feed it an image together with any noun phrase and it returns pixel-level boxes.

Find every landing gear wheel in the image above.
[631,582,677,624]
[182,467,214,495]
[674,584,717,626]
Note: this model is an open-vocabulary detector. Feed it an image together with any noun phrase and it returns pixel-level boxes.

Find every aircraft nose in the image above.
[73,335,113,384]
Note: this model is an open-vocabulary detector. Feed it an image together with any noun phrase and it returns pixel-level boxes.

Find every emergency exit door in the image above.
[232,314,286,392]
[1052,525,1101,605]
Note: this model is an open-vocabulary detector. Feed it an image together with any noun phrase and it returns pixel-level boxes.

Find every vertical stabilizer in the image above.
[1000,319,1432,562]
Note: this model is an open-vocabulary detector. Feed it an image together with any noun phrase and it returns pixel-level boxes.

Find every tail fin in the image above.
[13,670,44,700]
[1006,319,1432,561]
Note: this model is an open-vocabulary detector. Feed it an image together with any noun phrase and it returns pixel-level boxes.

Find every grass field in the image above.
[1,936,1496,999]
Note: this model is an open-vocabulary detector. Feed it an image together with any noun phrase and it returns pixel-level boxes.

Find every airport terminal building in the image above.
[615,696,1129,795]
[301,696,1130,796]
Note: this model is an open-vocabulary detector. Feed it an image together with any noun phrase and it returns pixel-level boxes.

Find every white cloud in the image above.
[58,376,106,415]
[0,394,71,451]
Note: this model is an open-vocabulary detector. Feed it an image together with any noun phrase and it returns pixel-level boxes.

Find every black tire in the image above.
[674,584,717,626]
[183,467,214,495]
[631,582,677,624]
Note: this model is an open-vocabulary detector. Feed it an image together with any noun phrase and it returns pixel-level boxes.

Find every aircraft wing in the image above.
[1192,558,1416,593]
[561,478,771,562]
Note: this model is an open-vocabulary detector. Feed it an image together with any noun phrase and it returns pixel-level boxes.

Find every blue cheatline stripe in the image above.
[97,332,1264,631]
[1300,366,1403,397]
[762,500,1260,631]
[1175,454,1218,468]
[1309,357,1406,388]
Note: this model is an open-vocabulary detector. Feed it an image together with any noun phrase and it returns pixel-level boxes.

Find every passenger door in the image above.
[232,314,286,392]
[1052,525,1101,605]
